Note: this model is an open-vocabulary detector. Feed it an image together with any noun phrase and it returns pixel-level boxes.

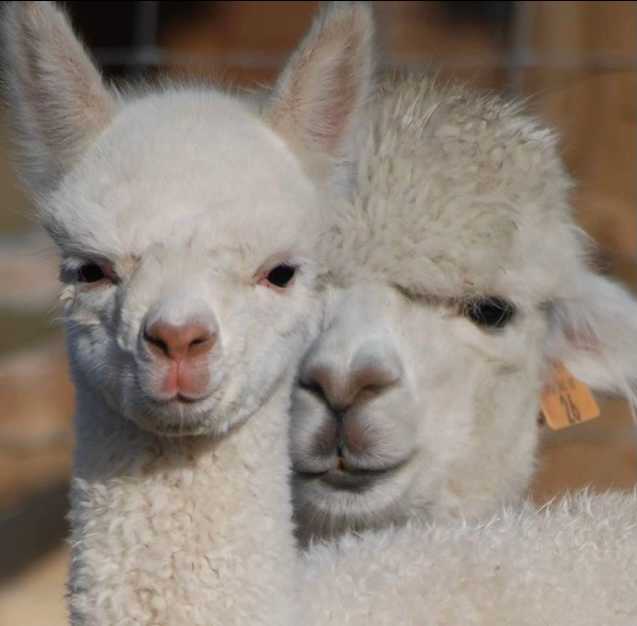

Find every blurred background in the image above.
[0,2,635,623]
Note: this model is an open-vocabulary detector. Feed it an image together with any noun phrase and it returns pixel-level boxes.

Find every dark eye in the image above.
[77,262,106,284]
[265,264,296,288]
[465,297,515,329]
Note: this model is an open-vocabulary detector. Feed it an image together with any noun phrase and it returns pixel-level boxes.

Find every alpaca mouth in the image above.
[151,418,210,437]
[135,367,226,411]
[151,392,210,405]
[135,394,218,437]
[301,457,410,492]
[319,468,382,491]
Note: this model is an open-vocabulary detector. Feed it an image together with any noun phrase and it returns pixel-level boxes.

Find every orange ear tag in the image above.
[540,362,600,431]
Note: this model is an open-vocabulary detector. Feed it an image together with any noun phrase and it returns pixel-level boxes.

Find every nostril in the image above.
[187,330,215,357]
[350,366,401,401]
[144,328,171,358]
[299,379,324,396]
[143,321,216,361]
[357,382,390,399]
[300,369,354,414]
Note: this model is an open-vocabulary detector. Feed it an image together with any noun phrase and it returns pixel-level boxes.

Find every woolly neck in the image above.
[68,383,299,626]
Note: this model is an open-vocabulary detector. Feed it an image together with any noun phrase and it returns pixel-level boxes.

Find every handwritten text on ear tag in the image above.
[540,362,600,431]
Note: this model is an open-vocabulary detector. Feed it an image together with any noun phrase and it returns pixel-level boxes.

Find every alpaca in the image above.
[300,490,637,626]
[1,2,373,624]
[6,3,637,625]
[290,74,637,542]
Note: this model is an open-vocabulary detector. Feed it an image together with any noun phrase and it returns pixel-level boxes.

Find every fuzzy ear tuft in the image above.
[265,1,375,186]
[1,1,116,194]
[548,272,637,412]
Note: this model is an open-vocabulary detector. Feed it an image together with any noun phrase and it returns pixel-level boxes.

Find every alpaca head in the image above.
[2,1,374,436]
[290,78,637,540]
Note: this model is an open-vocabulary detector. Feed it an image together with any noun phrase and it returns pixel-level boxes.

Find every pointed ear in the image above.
[264,1,375,187]
[1,1,116,194]
[548,272,637,408]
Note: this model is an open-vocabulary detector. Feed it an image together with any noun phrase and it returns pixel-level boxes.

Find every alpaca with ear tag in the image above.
[290,75,637,543]
[288,17,637,623]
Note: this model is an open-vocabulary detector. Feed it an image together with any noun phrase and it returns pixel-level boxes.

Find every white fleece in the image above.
[301,490,637,626]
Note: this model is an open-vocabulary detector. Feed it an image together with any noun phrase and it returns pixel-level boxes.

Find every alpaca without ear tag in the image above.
[541,362,600,430]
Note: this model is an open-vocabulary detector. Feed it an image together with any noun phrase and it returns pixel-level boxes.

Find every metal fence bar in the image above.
[508,1,533,95]
[91,47,637,72]
[131,1,160,69]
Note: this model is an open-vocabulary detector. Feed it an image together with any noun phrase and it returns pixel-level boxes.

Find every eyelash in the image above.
[77,262,107,283]
[63,258,300,291]
[64,256,516,331]
[62,260,117,287]
[463,297,516,329]
[394,286,516,330]
[258,263,297,291]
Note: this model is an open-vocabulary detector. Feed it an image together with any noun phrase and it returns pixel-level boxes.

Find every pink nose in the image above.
[143,321,216,361]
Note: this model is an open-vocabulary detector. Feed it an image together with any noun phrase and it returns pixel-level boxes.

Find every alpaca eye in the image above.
[77,263,106,284]
[265,264,296,288]
[465,297,515,329]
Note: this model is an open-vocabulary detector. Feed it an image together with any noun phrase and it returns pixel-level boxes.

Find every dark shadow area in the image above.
[0,481,69,583]
[441,0,515,46]
[65,1,212,77]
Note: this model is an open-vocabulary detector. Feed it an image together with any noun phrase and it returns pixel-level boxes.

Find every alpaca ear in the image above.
[1,1,116,194]
[549,272,637,407]
[265,1,375,186]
